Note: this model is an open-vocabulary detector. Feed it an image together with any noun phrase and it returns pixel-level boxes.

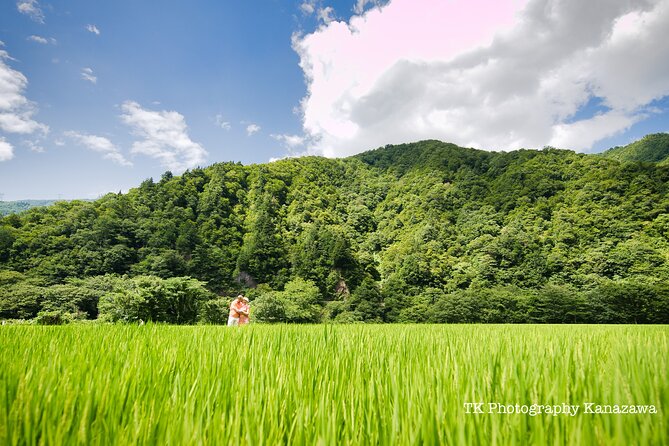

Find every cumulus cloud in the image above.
[17,0,44,24]
[86,24,101,35]
[81,67,97,84]
[0,137,13,161]
[0,44,49,136]
[271,133,306,149]
[246,123,261,136]
[120,101,207,172]
[293,0,669,156]
[64,131,132,166]
[27,35,56,45]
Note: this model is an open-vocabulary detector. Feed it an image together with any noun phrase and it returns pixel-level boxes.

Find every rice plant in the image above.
[0,324,666,445]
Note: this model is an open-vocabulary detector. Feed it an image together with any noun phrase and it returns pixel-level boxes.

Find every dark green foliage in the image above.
[2,137,669,323]
[290,223,360,297]
[348,277,383,322]
[585,280,668,324]
[0,282,45,319]
[527,284,585,323]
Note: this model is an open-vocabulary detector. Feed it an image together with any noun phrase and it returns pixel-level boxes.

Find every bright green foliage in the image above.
[98,276,214,323]
[602,133,669,163]
[199,297,232,324]
[34,309,85,325]
[0,325,666,444]
[251,292,286,323]
[253,277,322,323]
[41,284,99,318]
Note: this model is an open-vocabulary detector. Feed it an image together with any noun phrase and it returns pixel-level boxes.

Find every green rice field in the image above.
[0,324,667,445]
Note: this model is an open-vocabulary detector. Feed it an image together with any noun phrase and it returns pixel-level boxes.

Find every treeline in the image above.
[2,271,666,325]
[1,139,669,323]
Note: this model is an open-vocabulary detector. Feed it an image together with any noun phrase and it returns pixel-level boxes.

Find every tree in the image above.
[348,277,383,322]
[253,278,322,323]
[236,192,288,287]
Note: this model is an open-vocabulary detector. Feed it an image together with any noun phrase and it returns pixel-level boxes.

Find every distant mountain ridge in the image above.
[0,200,58,216]
[601,133,669,164]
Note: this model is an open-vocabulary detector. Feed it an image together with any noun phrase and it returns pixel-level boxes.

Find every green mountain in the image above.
[0,200,58,216]
[2,139,669,324]
[602,133,669,163]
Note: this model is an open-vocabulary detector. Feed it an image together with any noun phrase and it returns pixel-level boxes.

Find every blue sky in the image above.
[1,0,668,200]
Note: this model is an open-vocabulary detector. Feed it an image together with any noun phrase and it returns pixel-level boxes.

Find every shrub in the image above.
[253,278,322,323]
[0,283,45,319]
[253,292,286,323]
[42,284,100,319]
[199,297,230,324]
[586,281,652,323]
[98,276,212,324]
[34,309,85,325]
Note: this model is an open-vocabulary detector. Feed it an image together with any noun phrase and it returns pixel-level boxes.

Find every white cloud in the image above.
[293,0,669,156]
[27,35,56,45]
[300,1,316,15]
[318,6,336,24]
[64,130,132,166]
[54,138,65,146]
[0,137,13,161]
[17,0,44,24]
[271,133,305,148]
[0,45,49,136]
[28,35,47,44]
[86,24,101,35]
[215,114,231,130]
[353,0,385,14]
[246,123,261,136]
[298,1,338,24]
[550,112,644,152]
[81,67,97,84]
[120,101,207,172]
[22,139,44,153]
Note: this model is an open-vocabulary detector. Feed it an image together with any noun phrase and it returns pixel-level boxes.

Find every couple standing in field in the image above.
[228,294,250,326]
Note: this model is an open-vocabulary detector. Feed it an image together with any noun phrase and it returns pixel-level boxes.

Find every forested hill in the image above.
[1,139,669,323]
[0,200,58,217]
[601,133,669,164]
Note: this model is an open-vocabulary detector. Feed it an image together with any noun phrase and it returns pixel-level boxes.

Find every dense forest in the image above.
[2,135,669,324]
